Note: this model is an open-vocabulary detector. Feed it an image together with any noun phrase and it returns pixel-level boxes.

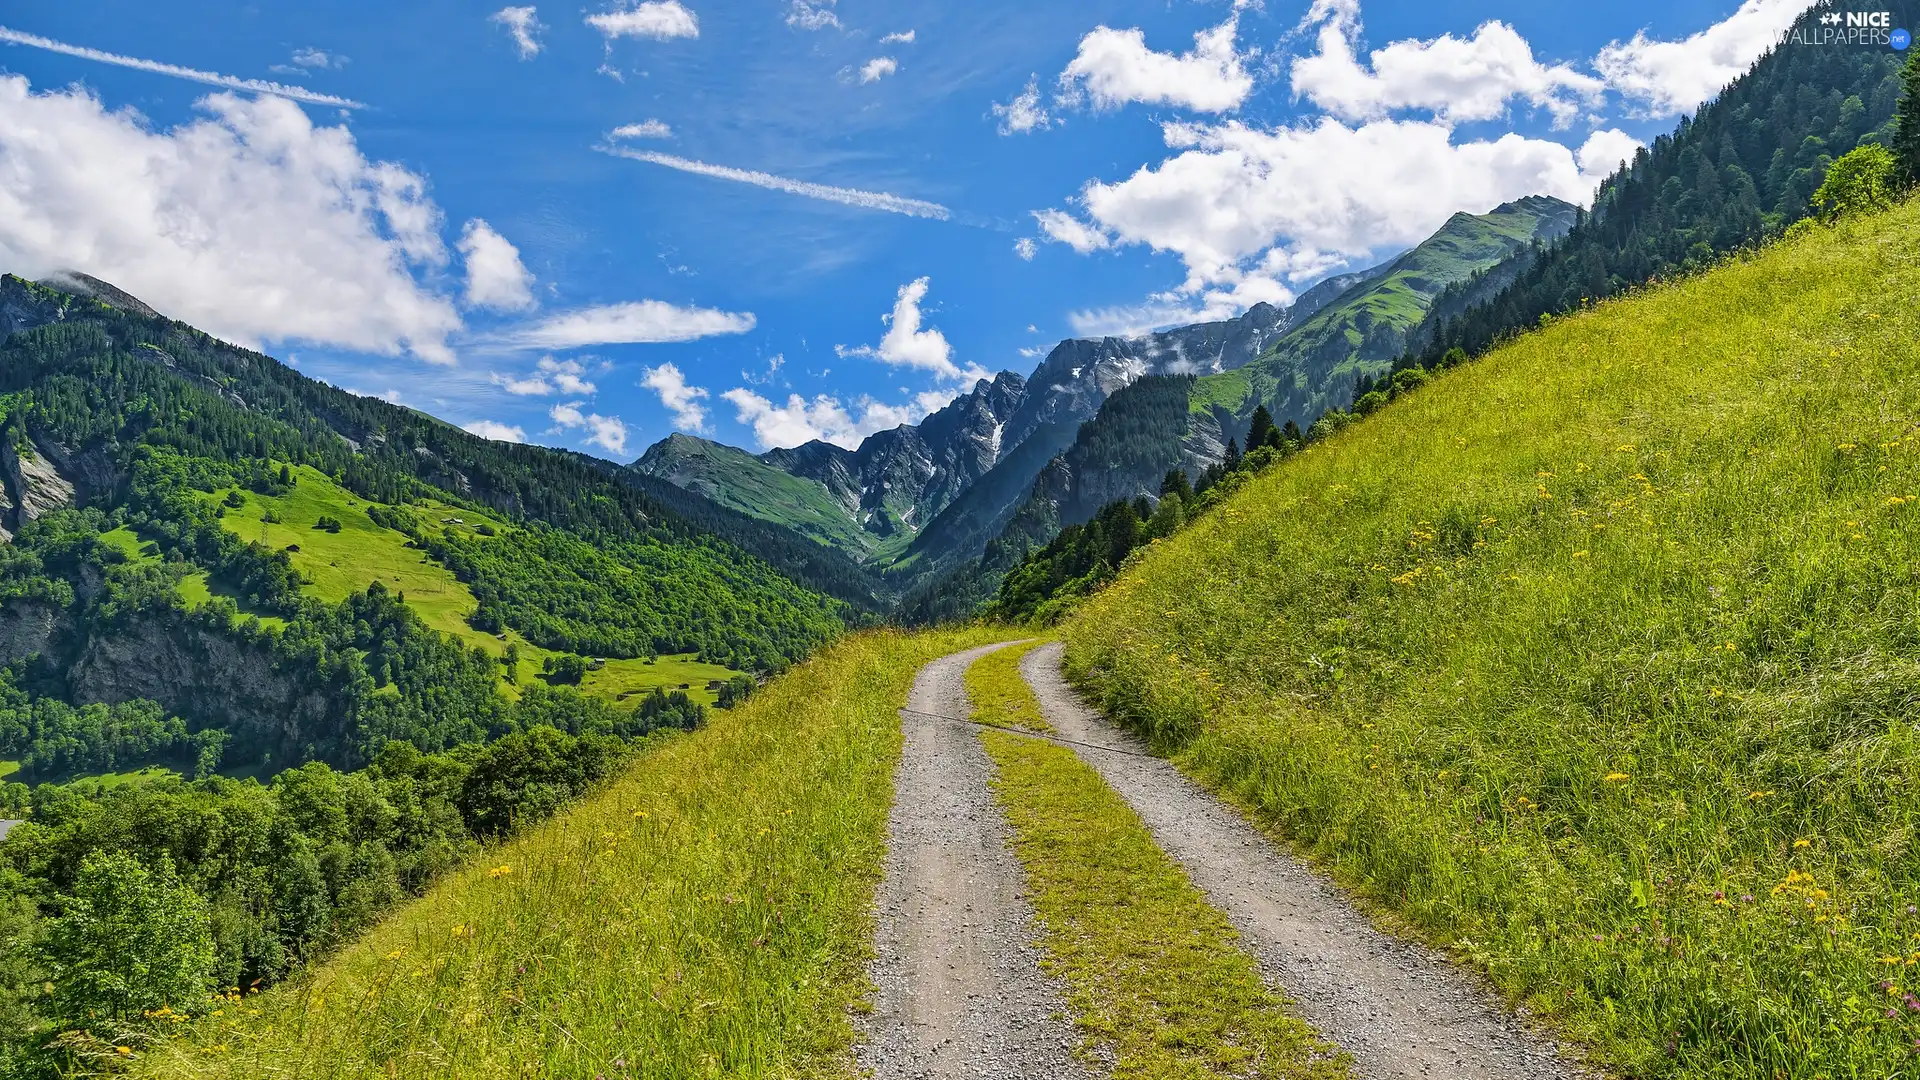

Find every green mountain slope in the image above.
[1197,194,1577,424]
[0,272,847,779]
[632,433,873,555]
[1062,200,1920,1077]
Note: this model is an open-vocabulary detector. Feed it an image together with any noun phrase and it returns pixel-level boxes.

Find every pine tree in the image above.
[1160,468,1193,503]
[1246,405,1278,452]
[1281,420,1305,448]
[1223,438,1243,473]
[1896,51,1920,187]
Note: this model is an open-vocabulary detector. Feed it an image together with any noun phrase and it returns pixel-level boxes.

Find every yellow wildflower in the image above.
[1603,772,1631,782]
[1793,838,1811,849]
[489,864,513,878]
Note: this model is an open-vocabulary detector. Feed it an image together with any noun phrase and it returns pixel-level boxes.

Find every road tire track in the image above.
[857,641,1094,1080]
[1020,642,1591,1080]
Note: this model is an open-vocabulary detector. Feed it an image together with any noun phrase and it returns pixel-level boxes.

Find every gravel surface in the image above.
[856,641,1095,1080]
[1021,642,1592,1080]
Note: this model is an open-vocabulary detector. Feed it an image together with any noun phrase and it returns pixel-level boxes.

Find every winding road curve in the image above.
[1018,641,1592,1080]
[856,641,1091,1080]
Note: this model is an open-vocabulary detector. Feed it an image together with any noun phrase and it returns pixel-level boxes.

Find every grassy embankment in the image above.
[1063,201,1920,1076]
[197,464,738,703]
[142,625,1007,1080]
[968,649,1345,1079]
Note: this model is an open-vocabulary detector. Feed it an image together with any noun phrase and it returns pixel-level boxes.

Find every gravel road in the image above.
[1020,642,1591,1080]
[856,641,1094,1080]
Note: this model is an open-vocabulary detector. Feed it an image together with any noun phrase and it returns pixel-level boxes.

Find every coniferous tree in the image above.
[1160,468,1193,503]
[1246,405,1279,452]
[1222,438,1242,474]
[1281,420,1305,448]
[1896,51,1920,186]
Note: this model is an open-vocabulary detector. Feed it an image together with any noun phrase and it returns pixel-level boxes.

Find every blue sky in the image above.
[0,0,1821,457]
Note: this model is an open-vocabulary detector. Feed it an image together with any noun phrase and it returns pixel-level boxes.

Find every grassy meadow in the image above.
[198,465,740,703]
[1062,201,1920,1077]
[972,653,1345,1080]
[140,626,1007,1080]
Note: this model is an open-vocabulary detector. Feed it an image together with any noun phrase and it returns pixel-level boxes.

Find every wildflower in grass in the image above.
[1614,444,1636,453]
[1749,790,1773,800]
[1573,550,1590,559]
[489,864,513,878]
[1604,772,1631,782]
[1537,486,1554,500]
[1794,839,1811,849]
[632,809,648,818]
[115,1047,132,1057]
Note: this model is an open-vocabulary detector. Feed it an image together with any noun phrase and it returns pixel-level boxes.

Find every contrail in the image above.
[602,146,951,221]
[0,25,367,109]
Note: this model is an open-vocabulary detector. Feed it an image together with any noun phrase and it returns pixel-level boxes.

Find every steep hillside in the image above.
[0,273,848,778]
[632,433,873,554]
[1063,200,1920,1076]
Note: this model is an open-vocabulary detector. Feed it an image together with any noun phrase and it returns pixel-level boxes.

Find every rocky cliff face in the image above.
[3,440,76,527]
[66,615,334,767]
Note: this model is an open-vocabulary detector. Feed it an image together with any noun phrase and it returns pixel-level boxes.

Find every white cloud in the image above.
[1064,116,1633,309]
[880,30,916,45]
[786,0,840,31]
[992,76,1053,135]
[499,300,755,349]
[1575,128,1642,184]
[1033,208,1111,254]
[642,362,711,431]
[0,78,461,362]
[834,277,985,384]
[490,7,545,58]
[458,219,536,312]
[1290,1,1604,128]
[611,119,673,139]
[0,26,365,109]
[491,358,595,396]
[273,47,347,75]
[464,419,527,442]
[721,387,956,450]
[587,1,700,41]
[494,373,552,395]
[602,146,951,220]
[859,57,899,84]
[1059,11,1252,114]
[1014,237,1038,261]
[1595,0,1813,116]
[549,402,630,456]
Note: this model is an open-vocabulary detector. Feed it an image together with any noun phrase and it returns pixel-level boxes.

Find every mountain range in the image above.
[633,194,1580,588]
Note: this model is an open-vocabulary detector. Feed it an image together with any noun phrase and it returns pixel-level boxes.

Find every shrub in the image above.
[1811,144,1897,222]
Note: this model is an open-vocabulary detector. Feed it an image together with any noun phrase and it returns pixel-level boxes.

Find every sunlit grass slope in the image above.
[1063,202,1920,1077]
[201,465,738,703]
[143,626,1006,1080]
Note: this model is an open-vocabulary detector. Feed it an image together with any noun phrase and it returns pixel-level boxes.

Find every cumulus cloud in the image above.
[1057,116,1635,313]
[992,76,1053,135]
[610,119,673,139]
[587,1,699,41]
[0,26,366,109]
[549,402,630,456]
[490,6,545,57]
[786,0,839,31]
[721,388,957,450]
[603,146,951,220]
[492,356,597,396]
[1059,11,1252,113]
[1595,0,1812,116]
[272,47,347,75]
[880,30,916,45]
[0,77,460,362]
[642,362,711,431]
[1290,1,1604,128]
[1014,237,1038,261]
[1033,208,1112,254]
[498,301,754,349]
[859,57,899,83]
[834,277,985,384]
[458,219,536,312]
[463,419,527,442]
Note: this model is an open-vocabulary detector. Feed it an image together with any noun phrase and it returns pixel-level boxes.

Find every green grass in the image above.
[962,639,1052,732]
[978,721,1345,1079]
[143,626,1010,1080]
[636,434,876,556]
[205,466,742,704]
[0,760,17,781]
[1189,370,1252,416]
[1062,201,1920,1077]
